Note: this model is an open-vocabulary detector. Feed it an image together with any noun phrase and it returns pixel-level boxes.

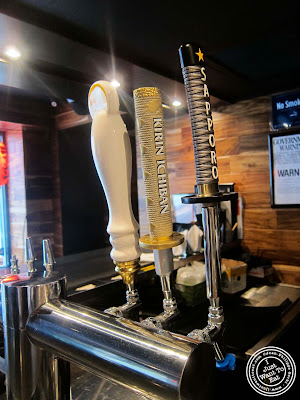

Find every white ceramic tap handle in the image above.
[88,81,141,263]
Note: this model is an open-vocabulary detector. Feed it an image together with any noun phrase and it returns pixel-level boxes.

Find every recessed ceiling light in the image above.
[111,79,120,88]
[4,46,22,60]
[172,100,181,107]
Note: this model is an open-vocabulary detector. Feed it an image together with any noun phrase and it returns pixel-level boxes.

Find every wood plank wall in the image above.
[23,126,63,259]
[136,96,300,266]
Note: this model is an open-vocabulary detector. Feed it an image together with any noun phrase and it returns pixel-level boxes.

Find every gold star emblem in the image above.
[195,48,204,62]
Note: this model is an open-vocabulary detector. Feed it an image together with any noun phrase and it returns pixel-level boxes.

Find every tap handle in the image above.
[88,81,141,263]
[133,88,173,241]
[179,44,219,192]
[42,239,55,273]
[25,237,37,272]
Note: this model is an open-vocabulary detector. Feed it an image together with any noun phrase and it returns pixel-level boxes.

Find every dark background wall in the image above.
[56,107,139,257]
[23,125,63,259]
[58,123,109,255]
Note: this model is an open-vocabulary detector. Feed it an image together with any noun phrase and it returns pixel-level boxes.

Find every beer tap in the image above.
[133,87,184,329]
[43,239,55,275]
[178,44,236,370]
[10,255,20,275]
[25,237,37,273]
[88,80,142,318]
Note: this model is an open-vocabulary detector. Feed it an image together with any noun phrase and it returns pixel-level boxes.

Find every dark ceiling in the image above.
[0,0,299,102]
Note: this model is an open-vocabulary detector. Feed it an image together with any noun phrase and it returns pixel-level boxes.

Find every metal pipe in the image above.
[1,271,70,400]
[27,299,215,400]
[202,206,222,308]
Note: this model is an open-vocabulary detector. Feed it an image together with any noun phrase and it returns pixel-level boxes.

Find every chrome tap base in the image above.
[142,310,180,330]
[1,271,70,400]
[141,271,179,329]
[104,289,141,319]
[188,305,226,361]
[1,270,215,399]
[182,190,234,362]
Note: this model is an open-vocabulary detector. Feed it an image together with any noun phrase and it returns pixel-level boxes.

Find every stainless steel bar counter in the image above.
[26,298,214,400]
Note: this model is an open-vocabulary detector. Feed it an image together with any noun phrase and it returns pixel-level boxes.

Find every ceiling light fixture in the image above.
[111,79,120,88]
[4,46,22,60]
[172,100,181,107]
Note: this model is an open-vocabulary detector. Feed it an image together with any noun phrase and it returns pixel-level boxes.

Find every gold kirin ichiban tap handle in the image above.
[133,88,183,250]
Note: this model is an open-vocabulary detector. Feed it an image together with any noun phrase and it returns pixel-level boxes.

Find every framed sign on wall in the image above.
[269,131,300,208]
[271,90,300,131]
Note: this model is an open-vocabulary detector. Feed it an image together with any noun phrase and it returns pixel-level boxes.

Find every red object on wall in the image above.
[0,142,9,186]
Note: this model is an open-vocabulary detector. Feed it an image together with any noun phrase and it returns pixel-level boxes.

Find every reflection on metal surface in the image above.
[71,365,150,400]
[1,271,70,399]
[202,206,222,307]
[43,239,56,274]
[27,299,214,400]
[187,205,226,361]
[25,237,37,273]
[241,284,300,308]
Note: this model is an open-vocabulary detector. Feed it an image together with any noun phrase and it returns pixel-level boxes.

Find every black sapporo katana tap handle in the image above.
[179,44,219,196]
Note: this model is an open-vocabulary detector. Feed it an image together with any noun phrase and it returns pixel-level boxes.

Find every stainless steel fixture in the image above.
[179,44,237,368]
[1,269,70,400]
[1,267,214,400]
[27,296,214,400]
[25,238,37,273]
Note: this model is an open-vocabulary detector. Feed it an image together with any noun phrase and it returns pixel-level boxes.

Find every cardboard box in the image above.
[222,258,247,294]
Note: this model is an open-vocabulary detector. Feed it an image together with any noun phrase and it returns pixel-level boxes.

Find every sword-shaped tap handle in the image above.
[88,81,141,302]
[179,44,236,369]
[179,44,220,197]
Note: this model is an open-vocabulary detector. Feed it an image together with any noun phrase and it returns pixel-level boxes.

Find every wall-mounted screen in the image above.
[269,132,300,208]
[271,90,300,131]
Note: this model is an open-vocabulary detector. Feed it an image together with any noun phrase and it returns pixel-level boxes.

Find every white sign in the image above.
[272,133,300,205]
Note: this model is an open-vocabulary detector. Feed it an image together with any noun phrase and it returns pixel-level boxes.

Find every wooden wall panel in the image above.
[243,209,277,230]
[136,95,300,266]
[23,126,63,259]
